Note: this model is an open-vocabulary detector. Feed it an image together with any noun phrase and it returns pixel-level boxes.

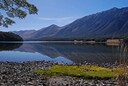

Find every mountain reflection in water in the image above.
[0,42,127,64]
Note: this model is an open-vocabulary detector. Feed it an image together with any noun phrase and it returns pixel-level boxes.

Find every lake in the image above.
[0,41,127,64]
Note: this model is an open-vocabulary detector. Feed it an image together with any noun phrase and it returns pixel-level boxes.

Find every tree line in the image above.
[0,31,23,41]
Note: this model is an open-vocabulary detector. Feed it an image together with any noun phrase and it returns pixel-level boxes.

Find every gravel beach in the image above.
[0,61,127,86]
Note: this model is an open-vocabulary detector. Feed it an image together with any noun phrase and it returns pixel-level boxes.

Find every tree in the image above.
[0,31,23,41]
[0,0,38,27]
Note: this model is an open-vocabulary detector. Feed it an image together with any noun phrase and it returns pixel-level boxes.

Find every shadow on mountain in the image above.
[15,43,128,64]
[0,43,22,51]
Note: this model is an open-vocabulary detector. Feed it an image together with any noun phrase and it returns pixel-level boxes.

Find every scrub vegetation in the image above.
[33,65,128,79]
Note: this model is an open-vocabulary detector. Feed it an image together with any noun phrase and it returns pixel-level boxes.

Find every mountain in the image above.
[14,7,128,40]
[13,24,61,40]
[0,31,23,41]
[13,30,36,40]
[53,7,128,39]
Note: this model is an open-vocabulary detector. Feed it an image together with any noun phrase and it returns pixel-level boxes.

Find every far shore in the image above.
[0,40,126,44]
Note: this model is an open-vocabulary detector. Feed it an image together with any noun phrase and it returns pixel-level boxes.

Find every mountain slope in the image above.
[14,24,61,40]
[53,7,128,39]
[32,24,61,39]
[14,7,128,40]
[13,30,36,40]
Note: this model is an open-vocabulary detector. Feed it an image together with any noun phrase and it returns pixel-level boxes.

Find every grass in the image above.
[33,65,128,79]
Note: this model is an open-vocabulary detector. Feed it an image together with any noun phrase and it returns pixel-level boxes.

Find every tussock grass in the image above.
[33,65,127,79]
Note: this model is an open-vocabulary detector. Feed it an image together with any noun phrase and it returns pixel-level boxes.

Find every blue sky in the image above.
[1,0,128,31]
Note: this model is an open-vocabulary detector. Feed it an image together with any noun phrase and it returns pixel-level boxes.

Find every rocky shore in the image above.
[0,61,126,86]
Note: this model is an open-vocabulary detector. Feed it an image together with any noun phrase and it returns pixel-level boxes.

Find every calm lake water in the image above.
[0,41,127,64]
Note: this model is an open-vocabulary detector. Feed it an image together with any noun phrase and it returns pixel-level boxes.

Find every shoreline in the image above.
[0,40,125,43]
[0,61,126,85]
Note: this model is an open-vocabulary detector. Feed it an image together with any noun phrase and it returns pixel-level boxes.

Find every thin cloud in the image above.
[38,16,80,23]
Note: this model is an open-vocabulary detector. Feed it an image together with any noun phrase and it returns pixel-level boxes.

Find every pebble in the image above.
[0,61,127,86]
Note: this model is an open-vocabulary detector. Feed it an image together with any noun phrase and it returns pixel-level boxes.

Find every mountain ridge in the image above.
[13,24,61,40]
[13,7,128,40]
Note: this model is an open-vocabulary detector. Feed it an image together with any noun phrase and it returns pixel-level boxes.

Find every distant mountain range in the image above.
[13,7,128,41]
[13,24,61,40]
